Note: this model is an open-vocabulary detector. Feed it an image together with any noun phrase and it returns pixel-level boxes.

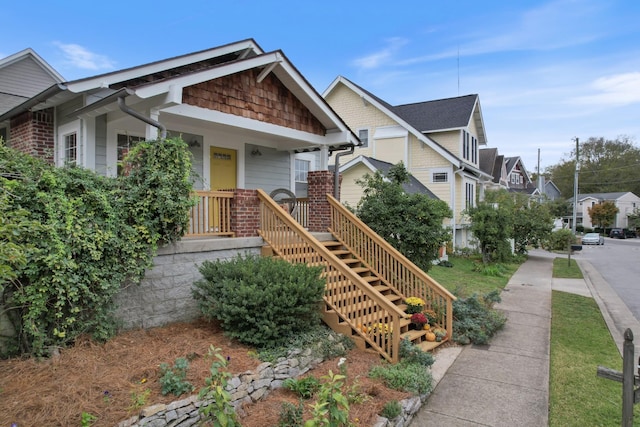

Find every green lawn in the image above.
[428,255,522,296]
[552,257,584,279]
[550,291,639,426]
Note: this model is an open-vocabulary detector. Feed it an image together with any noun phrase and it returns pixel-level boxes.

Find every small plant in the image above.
[452,290,506,345]
[283,376,321,399]
[198,345,240,427]
[102,390,112,404]
[81,412,97,427]
[278,401,304,427]
[410,312,428,327]
[159,357,194,396]
[129,387,151,409]
[304,371,352,427]
[404,297,425,314]
[369,362,432,395]
[399,338,434,367]
[380,400,402,420]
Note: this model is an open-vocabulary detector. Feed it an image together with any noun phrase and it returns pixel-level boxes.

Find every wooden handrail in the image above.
[327,194,456,338]
[257,189,405,363]
[186,190,234,237]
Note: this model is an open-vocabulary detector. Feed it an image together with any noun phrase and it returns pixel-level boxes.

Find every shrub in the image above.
[399,338,435,367]
[278,401,304,427]
[283,376,321,399]
[547,229,576,251]
[369,361,433,395]
[159,357,194,396]
[0,139,194,356]
[193,254,325,348]
[380,400,402,420]
[452,290,506,345]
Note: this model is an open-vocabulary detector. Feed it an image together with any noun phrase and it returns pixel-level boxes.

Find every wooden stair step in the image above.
[329,249,352,257]
[400,329,428,341]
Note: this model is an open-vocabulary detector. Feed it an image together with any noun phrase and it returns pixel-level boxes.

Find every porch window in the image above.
[358,128,369,148]
[295,159,310,183]
[465,182,475,209]
[117,133,145,175]
[64,133,77,165]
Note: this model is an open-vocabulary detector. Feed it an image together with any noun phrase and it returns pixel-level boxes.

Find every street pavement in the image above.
[410,248,632,427]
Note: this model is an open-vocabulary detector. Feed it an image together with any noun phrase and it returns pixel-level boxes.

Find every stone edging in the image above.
[116,334,431,427]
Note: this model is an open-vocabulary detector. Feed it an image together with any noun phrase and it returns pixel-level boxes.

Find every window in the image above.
[462,131,478,163]
[117,133,145,175]
[64,133,77,164]
[295,159,310,183]
[471,136,478,163]
[358,128,369,148]
[465,182,475,209]
[432,172,448,183]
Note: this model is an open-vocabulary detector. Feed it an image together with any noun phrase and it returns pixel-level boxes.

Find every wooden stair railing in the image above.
[257,189,407,363]
[327,195,457,342]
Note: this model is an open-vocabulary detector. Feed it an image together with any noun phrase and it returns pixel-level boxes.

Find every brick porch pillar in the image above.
[231,189,260,237]
[9,108,55,164]
[308,171,340,232]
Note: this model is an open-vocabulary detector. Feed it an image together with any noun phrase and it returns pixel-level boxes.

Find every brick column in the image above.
[9,108,55,164]
[308,171,340,232]
[231,189,260,237]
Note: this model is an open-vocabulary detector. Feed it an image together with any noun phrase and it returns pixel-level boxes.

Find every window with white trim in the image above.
[432,172,448,183]
[465,182,475,209]
[295,159,310,183]
[358,128,369,148]
[64,133,77,165]
[462,130,478,163]
[117,133,145,175]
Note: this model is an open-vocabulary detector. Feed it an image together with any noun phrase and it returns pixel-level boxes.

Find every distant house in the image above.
[567,192,640,229]
[0,48,64,141]
[338,155,438,208]
[479,148,540,197]
[323,76,492,248]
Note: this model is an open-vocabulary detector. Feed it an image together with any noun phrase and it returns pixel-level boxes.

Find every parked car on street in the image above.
[610,228,626,239]
[582,233,604,245]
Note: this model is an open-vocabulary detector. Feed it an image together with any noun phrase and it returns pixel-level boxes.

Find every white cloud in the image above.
[570,72,640,107]
[351,38,408,70]
[53,42,115,71]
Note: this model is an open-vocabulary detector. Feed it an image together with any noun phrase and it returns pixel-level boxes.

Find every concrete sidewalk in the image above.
[411,251,555,426]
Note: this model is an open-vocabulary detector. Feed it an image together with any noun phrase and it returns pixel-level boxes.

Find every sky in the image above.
[3,0,640,172]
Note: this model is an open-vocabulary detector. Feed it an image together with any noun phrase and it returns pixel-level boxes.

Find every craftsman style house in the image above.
[323,76,492,248]
[0,41,455,363]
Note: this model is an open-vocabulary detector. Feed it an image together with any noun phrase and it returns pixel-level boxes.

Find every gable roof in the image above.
[504,156,532,183]
[567,192,636,202]
[323,76,492,180]
[0,40,359,150]
[339,155,439,199]
[0,48,65,115]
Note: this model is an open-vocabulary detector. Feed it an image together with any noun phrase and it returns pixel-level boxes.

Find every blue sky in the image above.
[3,0,640,172]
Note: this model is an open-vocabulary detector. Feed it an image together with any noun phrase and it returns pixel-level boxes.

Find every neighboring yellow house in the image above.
[323,76,493,248]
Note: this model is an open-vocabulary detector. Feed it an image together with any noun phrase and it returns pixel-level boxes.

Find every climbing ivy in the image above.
[0,137,195,356]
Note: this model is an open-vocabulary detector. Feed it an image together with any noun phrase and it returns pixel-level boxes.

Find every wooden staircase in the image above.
[256,189,456,363]
[318,237,441,354]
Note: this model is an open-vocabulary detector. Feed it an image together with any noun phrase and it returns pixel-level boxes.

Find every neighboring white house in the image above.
[567,192,640,229]
[323,76,493,248]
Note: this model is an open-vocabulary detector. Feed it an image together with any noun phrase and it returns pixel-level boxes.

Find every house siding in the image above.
[183,69,325,136]
[341,163,371,208]
[56,96,83,127]
[430,130,460,157]
[244,144,290,194]
[0,56,58,114]
[375,136,405,165]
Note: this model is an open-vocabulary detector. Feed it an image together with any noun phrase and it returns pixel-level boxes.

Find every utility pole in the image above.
[571,138,580,234]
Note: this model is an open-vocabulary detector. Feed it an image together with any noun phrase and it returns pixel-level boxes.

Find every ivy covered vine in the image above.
[0,137,195,356]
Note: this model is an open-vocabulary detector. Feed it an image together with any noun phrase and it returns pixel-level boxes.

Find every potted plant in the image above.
[405,297,425,314]
[410,312,429,329]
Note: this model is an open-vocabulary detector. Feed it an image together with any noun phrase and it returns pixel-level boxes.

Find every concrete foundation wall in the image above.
[114,237,263,329]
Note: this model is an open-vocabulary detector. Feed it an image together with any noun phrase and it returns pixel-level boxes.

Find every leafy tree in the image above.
[628,209,640,230]
[355,163,452,271]
[547,136,640,197]
[466,198,513,264]
[588,201,619,229]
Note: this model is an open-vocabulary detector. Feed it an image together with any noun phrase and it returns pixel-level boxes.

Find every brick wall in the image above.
[183,69,326,135]
[9,108,55,163]
[231,189,260,237]
[307,171,339,232]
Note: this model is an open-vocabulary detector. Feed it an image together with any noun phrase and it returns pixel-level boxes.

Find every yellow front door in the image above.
[209,147,237,231]
[210,147,237,190]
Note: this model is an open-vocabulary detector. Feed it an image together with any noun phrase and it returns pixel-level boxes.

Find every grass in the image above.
[552,257,584,279]
[550,291,640,426]
[428,255,522,295]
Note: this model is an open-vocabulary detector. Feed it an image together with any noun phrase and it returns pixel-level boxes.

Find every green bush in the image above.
[399,338,434,367]
[193,254,325,348]
[547,229,576,251]
[159,357,194,396]
[452,290,506,345]
[0,138,194,356]
[278,401,304,427]
[380,400,402,420]
[368,361,433,395]
[283,376,321,399]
